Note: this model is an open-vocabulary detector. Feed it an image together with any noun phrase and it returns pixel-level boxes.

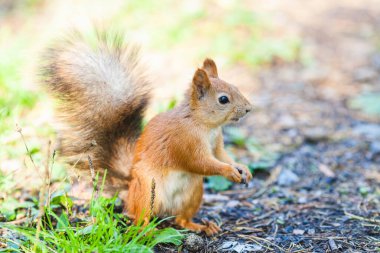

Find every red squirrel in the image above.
[42,31,252,235]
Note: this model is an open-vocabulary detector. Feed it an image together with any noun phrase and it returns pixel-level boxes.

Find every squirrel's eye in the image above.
[218,96,230,104]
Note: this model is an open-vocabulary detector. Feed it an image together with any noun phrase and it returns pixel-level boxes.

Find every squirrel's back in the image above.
[41,31,151,185]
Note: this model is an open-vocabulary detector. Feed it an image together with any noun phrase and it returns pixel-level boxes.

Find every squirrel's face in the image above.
[190,59,252,127]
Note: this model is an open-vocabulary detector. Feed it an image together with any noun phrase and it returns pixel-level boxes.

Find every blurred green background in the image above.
[2,0,380,195]
[2,0,380,200]
[0,0,303,193]
[0,0,302,134]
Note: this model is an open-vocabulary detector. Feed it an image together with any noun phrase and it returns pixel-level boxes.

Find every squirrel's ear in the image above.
[202,58,218,78]
[192,68,211,100]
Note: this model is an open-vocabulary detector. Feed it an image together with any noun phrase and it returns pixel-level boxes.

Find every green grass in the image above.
[2,198,184,252]
[1,177,184,252]
[1,131,184,252]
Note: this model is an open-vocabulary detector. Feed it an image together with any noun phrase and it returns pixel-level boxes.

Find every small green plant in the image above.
[349,93,380,116]
[207,176,232,192]
[225,127,279,166]
[1,189,184,252]
[1,127,184,252]
[359,186,371,198]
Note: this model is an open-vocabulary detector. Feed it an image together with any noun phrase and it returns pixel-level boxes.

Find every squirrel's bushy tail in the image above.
[41,30,150,186]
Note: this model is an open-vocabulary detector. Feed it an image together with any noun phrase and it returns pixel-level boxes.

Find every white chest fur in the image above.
[209,128,219,150]
[158,171,195,216]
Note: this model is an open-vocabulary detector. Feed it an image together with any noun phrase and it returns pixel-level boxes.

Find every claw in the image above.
[240,168,246,185]
[242,177,248,187]
[236,167,243,174]
[201,219,221,236]
[235,166,247,185]
[201,218,209,226]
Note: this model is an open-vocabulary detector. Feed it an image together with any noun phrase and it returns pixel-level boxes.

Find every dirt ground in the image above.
[170,1,380,252]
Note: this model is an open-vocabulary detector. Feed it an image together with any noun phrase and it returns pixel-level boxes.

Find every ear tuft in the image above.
[202,58,218,78]
[192,68,210,99]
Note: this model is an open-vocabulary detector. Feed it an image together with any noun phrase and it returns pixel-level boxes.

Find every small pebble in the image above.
[370,142,380,155]
[184,233,204,252]
[328,238,339,252]
[278,169,300,186]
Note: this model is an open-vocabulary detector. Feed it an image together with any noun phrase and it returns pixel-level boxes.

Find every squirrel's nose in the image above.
[245,104,253,113]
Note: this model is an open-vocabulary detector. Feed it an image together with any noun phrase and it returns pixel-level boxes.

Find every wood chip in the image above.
[293,229,305,235]
[319,164,335,178]
[265,166,282,186]
[328,238,338,252]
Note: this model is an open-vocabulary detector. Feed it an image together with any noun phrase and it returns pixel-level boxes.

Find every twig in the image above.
[68,140,97,179]
[150,178,156,218]
[16,125,42,179]
[46,149,56,207]
[45,141,52,206]
[238,233,286,252]
[328,238,338,251]
[272,223,278,238]
[292,249,312,253]
[344,211,380,225]
[88,155,98,200]
[26,207,32,227]
[33,140,51,252]
[236,210,276,226]
[5,217,32,225]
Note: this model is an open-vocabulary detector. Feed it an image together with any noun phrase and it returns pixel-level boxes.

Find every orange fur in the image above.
[127,59,252,234]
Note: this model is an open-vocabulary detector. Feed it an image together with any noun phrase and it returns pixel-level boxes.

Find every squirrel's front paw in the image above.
[223,165,243,183]
[234,164,253,185]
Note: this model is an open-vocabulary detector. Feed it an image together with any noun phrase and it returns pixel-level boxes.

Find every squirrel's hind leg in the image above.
[174,179,221,235]
[175,217,221,236]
